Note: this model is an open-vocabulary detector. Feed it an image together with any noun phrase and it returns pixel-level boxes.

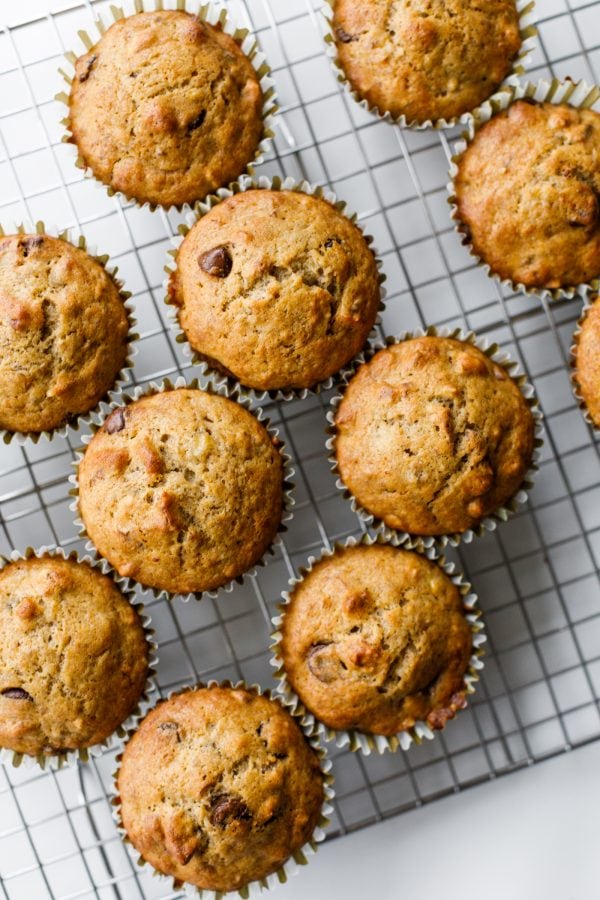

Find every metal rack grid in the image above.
[1,0,600,896]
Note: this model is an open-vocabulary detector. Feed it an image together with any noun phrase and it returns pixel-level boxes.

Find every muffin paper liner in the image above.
[326,326,544,551]
[270,533,486,755]
[323,0,537,130]
[448,77,600,301]
[111,680,335,899]
[69,375,295,603]
[56,0,277,213]
[0,545,157,771]
[163,173,387,402]
[570,294,600,431]
[0,220,137,446]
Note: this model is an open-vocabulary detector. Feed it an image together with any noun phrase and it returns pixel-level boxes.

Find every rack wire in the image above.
[1,0,600,896]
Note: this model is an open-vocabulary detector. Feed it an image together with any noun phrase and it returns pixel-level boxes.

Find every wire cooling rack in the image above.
[1,0,600,896]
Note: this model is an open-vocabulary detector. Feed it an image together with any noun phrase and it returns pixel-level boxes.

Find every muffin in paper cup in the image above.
[326,326,544,551]
[0,545,157,771]
[69,376,295,603]
[112,680,335,898]
[56,0,277,212]
[448,78,600,301]
[571,294,600,431]
[323,0,537,130]
[163,173,387,402]
[0,220,137,445]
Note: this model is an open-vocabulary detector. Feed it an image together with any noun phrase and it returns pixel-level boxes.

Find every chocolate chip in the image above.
[20,236,43,258]
[1,687,33,701]
[104,408,126,434]
[210,793,252,826]
[306,642,340,684]
[188,109,207,132]
[336,27,358,43]
[324,239,334,248]
[79,54,97,82]
[157,721,181,742]
[198,246,232,278]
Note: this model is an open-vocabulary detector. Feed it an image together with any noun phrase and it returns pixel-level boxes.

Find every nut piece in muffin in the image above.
[77,388,284,594]
[0,233,129,435]
[332,0,521,123]
[454,100,600,290]
[169,189,381,392]
[279,543,473,734]
[68,10,264,207]
[334,336,535,536]
[117,685,325,893]
[0,555,149,759]
[573,295,600,427]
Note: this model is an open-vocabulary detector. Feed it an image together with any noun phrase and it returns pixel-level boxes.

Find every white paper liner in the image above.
[270,533,486,755]
[111,680,335,898]
[56,0,278,212]
[163,173,387,402]
[323,0,537,130]
[448,78,600,301]
[0,220,137,445]
[69,376,295,603]
[570,294,600,431]
[326,326,544,551]
[0,545,157,771]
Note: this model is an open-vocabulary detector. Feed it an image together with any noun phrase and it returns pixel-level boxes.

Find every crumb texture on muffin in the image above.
[0,234,128,434]
[170,189,381,391]
[117,686,324,892]
[0,556,148,757]
[333,0,521,122]
[78,388,284,594]
[454,100,600,289]
[68,10,264,207]
[280,543,473,734]
[574,295,600,426]
[335,337,535,535]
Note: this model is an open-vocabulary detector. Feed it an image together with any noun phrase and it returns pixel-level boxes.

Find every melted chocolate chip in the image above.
[210,793,252,826]
[336,27,358,43]
[1,687,33,701]
[79,54,97,82]
[188,109,207,131]
[198,246,232,278]
[104,408,126,434]
[306,642,339,684]
[20,236,43,258]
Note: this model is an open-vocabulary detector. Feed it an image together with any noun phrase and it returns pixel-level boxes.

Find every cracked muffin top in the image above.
[573,295,600,427]
[334,336,535,536]
[68,10,264,207]
[169,189,381,392]
[332,0,521,123]
[0,233,129,434]
[77,388,284,595]
[117,685,324,893]
[454,100,600,289]
[279,543,473,735]
[0,555,148,759]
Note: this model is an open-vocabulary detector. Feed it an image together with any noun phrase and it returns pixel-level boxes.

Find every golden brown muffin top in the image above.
[170,189,381,391]
[332,0,521,123]
[117,686,324,893]
[574,295,600,427]
[279,544,473,735]
[78,388,284,594]
[0,233,129,434]
[0,556,148,758]
[454,100,600,290]
[334,337,535,535]
[68,10,263,207]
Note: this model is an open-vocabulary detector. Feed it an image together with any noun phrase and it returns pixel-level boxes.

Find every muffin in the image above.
[331,0,522,123]
[117,685,325,893]
[0,554,149,759]
[277,543,473,734]
[67,10,265,207]
[0,233,129,435]
[168,188,381,393]
[333,336,535,536]
[573,295,600,427]
[453,99,600,290]
[77,387,285,595]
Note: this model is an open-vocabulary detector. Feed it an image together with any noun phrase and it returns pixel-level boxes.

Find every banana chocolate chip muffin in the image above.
[333,336,535,536]
[0,233,129,435]
[454,100,600,290]
[573,295,600,427]
[68,10,264,207]
[77,388,284,595]
[117,685,325,893]
[332,0,522,123]
[169,188,381,392]
[0,555,149,759]
[278,543,473,734]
